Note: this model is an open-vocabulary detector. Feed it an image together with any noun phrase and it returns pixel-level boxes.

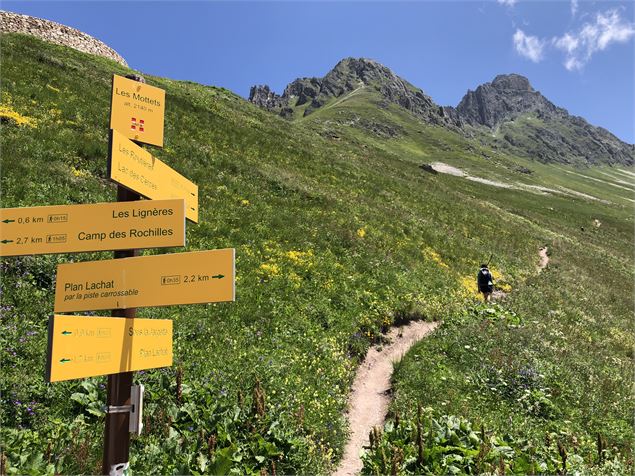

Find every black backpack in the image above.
[477,268,493,289]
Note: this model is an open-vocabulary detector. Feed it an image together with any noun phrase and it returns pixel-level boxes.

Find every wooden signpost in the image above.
[109,129,199,222]
[0,73,236,475]
[46,315,173,383]
[0,199,185,257]
[54,248,235,312]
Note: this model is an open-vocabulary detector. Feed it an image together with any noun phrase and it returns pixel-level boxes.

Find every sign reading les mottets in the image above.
[109,129,199,223]
[110,74,165,147]
[0,199,185,257]
[54,249,235,312]
[46,314,172,383]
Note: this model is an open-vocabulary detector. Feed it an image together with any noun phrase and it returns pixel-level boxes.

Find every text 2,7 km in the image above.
[15,236,42,245]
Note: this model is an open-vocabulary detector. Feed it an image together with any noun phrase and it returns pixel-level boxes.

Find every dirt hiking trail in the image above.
[333,247,550,475]
[333,320,439,476]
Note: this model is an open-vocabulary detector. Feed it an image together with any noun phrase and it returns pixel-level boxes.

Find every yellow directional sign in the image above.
[54,249,235,312]
[110,74,165,147]
[0,199,185,257]
[46,314,172,383]
[109,129,199,223]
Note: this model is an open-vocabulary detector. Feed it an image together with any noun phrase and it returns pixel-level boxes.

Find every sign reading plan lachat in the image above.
[54,248,235,312]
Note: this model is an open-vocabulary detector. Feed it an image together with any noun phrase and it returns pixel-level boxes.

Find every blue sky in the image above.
[4,1,634,142]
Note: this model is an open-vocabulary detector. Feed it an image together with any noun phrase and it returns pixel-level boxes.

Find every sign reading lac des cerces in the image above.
[54,249,235,312]
[0,199,185,257]
[109,129,199,223]
[46,314,172,383]
[110,74,165,147]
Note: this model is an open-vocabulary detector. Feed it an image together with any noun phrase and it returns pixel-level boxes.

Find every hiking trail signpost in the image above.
[0,73,235,475]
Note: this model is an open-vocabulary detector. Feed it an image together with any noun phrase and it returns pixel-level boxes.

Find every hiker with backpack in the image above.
[477,263,494,302]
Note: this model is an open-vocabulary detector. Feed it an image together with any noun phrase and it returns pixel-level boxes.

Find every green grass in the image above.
[0,33,633,475]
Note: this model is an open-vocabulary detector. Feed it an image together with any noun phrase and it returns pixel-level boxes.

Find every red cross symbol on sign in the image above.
[130,117,145,133]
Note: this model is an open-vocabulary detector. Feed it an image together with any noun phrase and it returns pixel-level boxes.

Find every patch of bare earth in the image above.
[538,246,549,270]
[333,320,439,476]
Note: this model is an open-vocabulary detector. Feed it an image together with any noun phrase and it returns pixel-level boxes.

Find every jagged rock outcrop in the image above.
[283,77,322,107]
[248,85,287,110]
[452,74,634,165]
[452,74,561,128]
[249,58,459,127]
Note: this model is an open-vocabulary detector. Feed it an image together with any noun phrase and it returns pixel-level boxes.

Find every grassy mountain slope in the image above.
[1,33,633,475]
[484,112,635,167]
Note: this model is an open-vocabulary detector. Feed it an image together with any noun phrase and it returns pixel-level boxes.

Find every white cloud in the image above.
[554,33,579,54]
[571,0,579,17]
[513,29,546,62]
[553,9,635,70]
[497,0,517,6]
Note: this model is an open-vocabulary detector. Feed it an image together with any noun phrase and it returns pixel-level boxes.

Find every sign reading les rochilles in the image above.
[46,314,172,383]
[109,129,199,223]
[54,249,235,312]
[0,199,185,257]
[110,74,165,147]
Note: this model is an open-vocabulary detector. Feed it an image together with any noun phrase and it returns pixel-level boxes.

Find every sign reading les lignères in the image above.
[109,129,199,223]
[0,199,185,257]
[46,314,172,383]
[110,74,165,147]
[54,248,235,312]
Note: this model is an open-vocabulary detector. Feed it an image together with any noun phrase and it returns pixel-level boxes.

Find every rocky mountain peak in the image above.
[453,73,557,128]
[452,74,633,165]
[249,57,455,126]
[491,74,533,92]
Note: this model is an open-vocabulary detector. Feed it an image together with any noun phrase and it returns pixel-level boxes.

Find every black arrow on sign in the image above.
[1,239,14,244]
[60,358,71,363]
[211,274,225,279]
[2,219,15,224]
[61,330,72,335]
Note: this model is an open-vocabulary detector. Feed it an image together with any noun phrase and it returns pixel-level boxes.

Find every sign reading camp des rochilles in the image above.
[0,199,185,257]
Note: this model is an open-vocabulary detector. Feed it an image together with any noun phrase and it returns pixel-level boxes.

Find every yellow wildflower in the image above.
[459,275,479,296]
[70,167,91,178]
[356,228,366,238]
[259,263,280,276]
[422,247,449,269]
[0,104,37,128]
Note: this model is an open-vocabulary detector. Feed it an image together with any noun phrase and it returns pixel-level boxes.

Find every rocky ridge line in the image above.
[249,58,459,127]
[0,10,127,66]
